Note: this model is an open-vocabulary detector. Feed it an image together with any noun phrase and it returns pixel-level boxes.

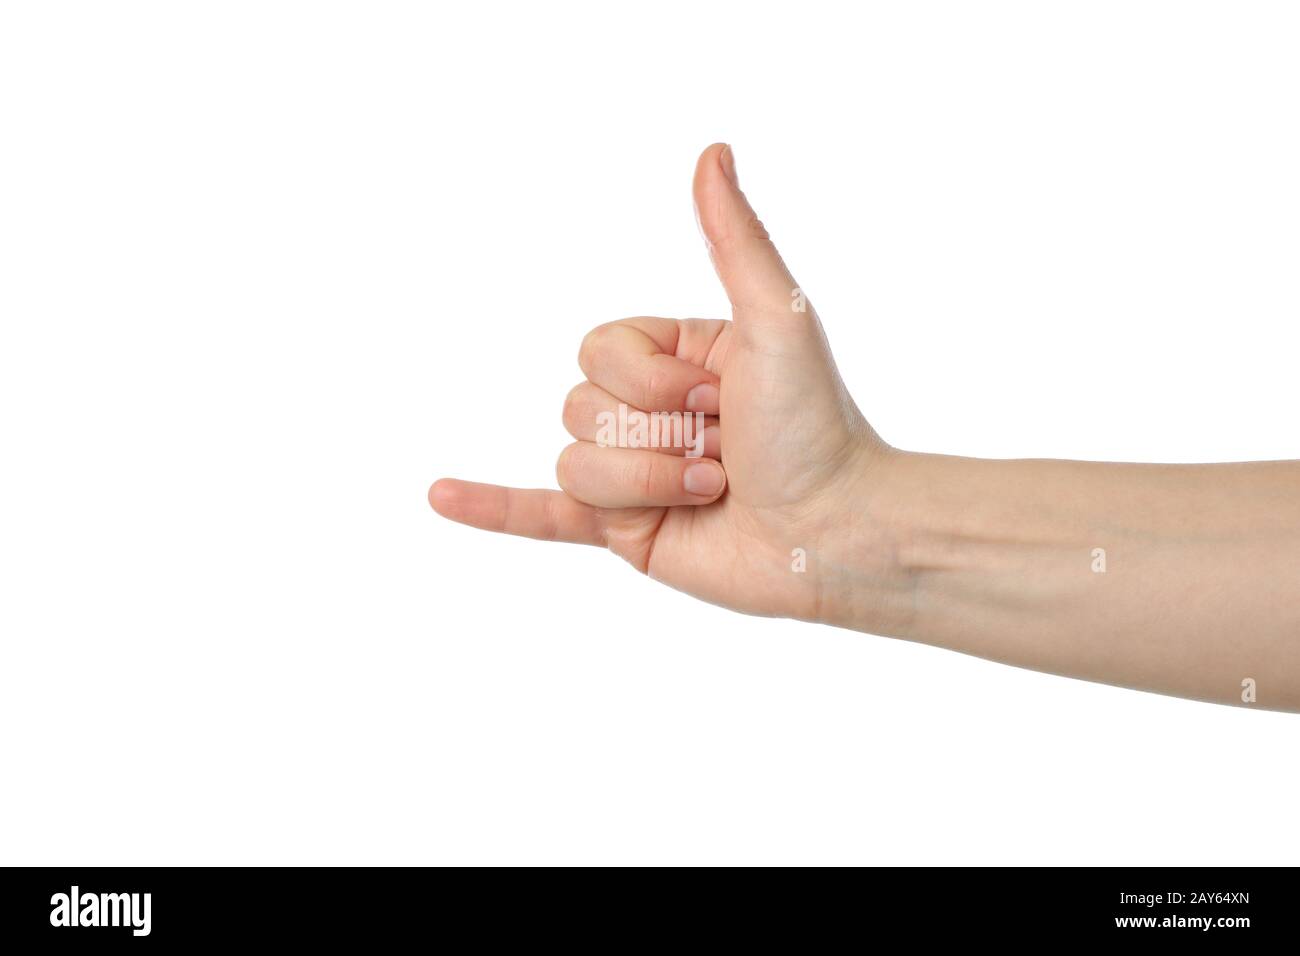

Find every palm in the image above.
[614,315,871,615]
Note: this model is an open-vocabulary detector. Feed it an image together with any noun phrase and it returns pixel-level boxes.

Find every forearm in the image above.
[841,451,1300,710]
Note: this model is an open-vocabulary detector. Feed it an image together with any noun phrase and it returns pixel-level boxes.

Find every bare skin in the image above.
[429,143,1300,712]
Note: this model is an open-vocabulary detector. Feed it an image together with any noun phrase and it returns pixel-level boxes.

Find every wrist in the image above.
[810,445,934,638]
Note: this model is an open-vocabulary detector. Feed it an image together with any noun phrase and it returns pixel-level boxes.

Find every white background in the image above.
[2,2,1297,865]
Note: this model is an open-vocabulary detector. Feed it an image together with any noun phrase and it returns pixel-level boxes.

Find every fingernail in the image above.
[719,144,738,187]
[683,461,725,497]
[685,382,720,414]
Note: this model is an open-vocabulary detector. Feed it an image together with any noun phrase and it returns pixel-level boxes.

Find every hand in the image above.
[430,144,1300,710]
[429,144,909,629]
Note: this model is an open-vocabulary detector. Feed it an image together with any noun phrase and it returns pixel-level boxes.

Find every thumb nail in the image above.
[719,144,738,187]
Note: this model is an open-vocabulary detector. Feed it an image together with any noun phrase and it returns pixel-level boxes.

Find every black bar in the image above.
[0,866,1290,945]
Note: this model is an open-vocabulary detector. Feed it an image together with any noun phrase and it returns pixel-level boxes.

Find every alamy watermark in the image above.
[595,403,706,458]
[50,885,151,936]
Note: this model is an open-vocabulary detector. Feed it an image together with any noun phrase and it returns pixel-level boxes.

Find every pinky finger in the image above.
[428,479,606,546]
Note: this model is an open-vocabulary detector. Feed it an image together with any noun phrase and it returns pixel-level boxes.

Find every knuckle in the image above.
[635,455,659,500]
[538,494,560,542]
[642,366,670,409]
[578,323,615,372]
[745,214,771,241]
[555,444,580,490]
[561,383,587,433]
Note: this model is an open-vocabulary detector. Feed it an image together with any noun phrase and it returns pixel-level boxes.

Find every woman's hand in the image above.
[430,143,1300,711]
[429,144,911,631]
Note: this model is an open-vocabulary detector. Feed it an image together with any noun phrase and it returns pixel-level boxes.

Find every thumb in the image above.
[693,143,804,318]
[691,144,874,457]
